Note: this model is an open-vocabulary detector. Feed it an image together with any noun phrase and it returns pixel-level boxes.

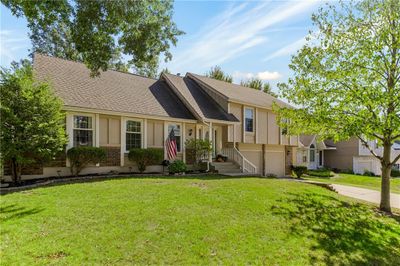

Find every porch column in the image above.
[182,123,186,163]
[208,122,213,163]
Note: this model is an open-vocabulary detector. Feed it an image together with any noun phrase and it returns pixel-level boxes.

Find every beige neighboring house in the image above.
[298,136,400,175]
[2,54,298,180]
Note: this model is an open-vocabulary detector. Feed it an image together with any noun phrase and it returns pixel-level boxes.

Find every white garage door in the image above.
[265,151,285,177]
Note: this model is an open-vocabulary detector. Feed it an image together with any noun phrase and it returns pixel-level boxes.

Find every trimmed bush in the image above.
[391,169,400,177]
[128,148,164,173]
[67,147,106,176]
[291,165,308,179]
[169,160,187,174]
[307,169,334,178]
[363,170,376,177]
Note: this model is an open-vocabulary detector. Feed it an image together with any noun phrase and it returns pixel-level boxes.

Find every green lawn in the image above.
[305,174,400,193]
[1,177,399,265]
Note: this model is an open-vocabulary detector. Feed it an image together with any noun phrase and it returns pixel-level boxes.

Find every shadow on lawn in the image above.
[271,192,400,265]
[0,204,44,223]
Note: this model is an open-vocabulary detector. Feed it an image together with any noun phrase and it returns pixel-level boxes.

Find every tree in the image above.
[2,0,184,76]
[0,61,67,184]
[240,78,278,97]
[205,66,233,83]
[277,0,400,212]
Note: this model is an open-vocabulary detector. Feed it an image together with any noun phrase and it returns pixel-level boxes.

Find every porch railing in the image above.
[220,147,257,174]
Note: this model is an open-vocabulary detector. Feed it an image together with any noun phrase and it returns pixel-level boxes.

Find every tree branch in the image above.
[392,153,400,165]
[357,135,383,161]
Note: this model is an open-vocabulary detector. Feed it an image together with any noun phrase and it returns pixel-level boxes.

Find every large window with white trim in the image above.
[126,120,142,151]
[73,115,93,147]
[245,108,254,132]
[168,124,181,152]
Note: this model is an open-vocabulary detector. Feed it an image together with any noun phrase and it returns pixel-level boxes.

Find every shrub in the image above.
[391,169,400,177]
[363,170,376,177]
[291,165,308,179]
[67,147,106,176]
[341,168,354,174]
[185,139,212,167]
[307,169,334,178]
[169,160,187,174]
[128,148,163,173]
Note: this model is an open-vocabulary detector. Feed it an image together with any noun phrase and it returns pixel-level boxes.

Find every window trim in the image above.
[167,122,182,153]
[244,107,254,133]
[124,118,143,153]
[72,114,95,147]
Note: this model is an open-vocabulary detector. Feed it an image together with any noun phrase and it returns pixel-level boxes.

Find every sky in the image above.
[0,0,325,95]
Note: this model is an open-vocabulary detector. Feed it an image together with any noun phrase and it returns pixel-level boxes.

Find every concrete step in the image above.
[217,168,243,174]
[213,164,239,170]
[211,162,236,166]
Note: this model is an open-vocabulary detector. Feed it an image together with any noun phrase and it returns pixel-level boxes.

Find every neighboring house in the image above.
[297,135,336,169]
[299,136,400,175]
[2,54,298,180]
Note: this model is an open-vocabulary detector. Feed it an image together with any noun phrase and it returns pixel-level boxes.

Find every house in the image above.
[297,135,336,169]
[2,54,298,180]
[298,135,400,175]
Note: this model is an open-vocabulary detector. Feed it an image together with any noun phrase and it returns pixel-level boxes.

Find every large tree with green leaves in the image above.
[277,0,400,212]
[240,78,278,97]
[0,61,67,184]
[205,66,233,83]
[2,0,183,77]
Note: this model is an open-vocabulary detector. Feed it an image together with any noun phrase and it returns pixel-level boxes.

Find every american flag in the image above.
[166,129,177,160]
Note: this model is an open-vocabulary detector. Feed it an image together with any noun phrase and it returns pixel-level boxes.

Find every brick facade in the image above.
[3,161,43,176]
[101,146,121,166]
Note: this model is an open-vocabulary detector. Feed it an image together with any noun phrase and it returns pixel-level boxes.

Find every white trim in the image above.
[69,112,95,148]
[255,108,258,143]
[95,114,100,147]
[182,123,186,163]
[143,118,148,149]
[63,106,198,124]
[120,116,126,166]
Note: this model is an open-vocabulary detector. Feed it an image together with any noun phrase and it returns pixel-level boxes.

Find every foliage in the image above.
[2,0,184,77]
[67,147,106,176]
[240,78,278,97]
[128,148,164,173]
[0,61,67,184]
[277,0,400,212]
[391,169,400,177]
[291,165,308,179]
[168,160,187,174]
[363,170,376,177]
[1,178,399,265]
[185,139,212,167]
[307,169,334,178]
[205,66,233,83]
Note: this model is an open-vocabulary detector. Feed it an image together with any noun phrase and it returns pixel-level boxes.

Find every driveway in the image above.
[330,184,400,209]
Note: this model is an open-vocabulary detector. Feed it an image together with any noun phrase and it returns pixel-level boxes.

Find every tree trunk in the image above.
[380,143,392,213]
[11,157,22,185]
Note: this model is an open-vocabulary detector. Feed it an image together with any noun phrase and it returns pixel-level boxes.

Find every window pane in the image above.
[127,121,141,133]
[126,133,141,151]
[73,129,93,147]
[310,150,315,162]
[74,116,92,129]
[245,109,254,132]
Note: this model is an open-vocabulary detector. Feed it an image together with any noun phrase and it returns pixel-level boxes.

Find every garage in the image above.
[265,146,285,177]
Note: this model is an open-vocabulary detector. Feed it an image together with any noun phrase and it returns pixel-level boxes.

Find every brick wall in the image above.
[101,146,121,166]
[3,161,43,175]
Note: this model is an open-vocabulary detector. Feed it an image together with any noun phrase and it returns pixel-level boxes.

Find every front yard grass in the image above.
[305,173,400,193]
[1,176,399,265]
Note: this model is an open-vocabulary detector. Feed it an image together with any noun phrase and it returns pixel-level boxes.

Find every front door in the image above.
[319,150,323,167]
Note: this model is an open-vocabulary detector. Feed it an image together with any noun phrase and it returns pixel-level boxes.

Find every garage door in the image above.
[265,151,285,177]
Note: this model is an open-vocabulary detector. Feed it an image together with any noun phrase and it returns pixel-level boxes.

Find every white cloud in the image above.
[165,0,320,73]
[0,30,29,66]
[264,36,308,62]
[233,70,282,81]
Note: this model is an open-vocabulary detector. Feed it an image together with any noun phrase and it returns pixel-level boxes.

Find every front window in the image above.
[245,108,254,132]
[126,120,142,151]
[168,124,181,152]
[73,115,93,147]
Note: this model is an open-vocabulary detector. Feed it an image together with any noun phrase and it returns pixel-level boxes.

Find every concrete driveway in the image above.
[330,184,400,209]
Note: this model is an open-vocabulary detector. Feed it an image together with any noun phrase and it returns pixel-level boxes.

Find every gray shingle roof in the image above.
[33,54,195,120]
[299,135,316,147]
[187,73,291,109]
[163,73,239,122]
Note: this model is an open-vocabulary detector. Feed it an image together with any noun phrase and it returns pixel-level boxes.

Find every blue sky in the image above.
[0,0,324,94]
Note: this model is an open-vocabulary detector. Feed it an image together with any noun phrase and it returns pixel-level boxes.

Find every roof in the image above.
[323,139,336,148]
[299,135,316,147]
[163,73,239,122]
[33,54,195,120]
[187,73,292,109]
